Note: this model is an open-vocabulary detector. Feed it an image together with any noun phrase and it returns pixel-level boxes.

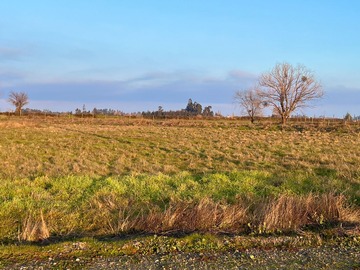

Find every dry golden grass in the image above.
[0,117,359,180]
[80,193,358,240]
[262,193,348,231]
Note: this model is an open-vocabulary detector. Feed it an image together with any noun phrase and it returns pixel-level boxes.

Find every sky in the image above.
[0,0,359,116]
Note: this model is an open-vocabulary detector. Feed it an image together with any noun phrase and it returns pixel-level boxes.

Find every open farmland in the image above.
[1,117,360,181]
[0,116,359,268]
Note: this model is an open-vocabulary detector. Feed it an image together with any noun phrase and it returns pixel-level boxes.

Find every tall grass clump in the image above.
[19,210,49,241]
[261,193,344,232]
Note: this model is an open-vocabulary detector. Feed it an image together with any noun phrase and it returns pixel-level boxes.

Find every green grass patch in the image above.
[0,171,358,242]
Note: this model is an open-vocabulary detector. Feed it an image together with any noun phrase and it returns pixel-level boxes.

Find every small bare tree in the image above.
[258,63,323,125]
[234,87,263,123]
[8,91,29,116]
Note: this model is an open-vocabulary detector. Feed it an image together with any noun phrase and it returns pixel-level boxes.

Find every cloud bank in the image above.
[0,69,359,117]
[0,70,256,114]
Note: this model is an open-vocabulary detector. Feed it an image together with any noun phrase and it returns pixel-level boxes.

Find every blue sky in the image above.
[0,0,359,116]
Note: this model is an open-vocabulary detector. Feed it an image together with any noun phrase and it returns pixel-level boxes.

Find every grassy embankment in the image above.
[0,116,359,243]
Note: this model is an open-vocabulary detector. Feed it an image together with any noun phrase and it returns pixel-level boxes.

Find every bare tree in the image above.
[8,91,29,116]
[258,63,323,125]
[234,87,263,123]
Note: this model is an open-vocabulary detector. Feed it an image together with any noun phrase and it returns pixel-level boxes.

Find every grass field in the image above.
[0,116,359,243]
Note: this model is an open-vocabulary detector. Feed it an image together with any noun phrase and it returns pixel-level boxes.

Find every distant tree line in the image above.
[73,106,125,117]
[3,64,359,122]
[91,108,124,116]
[20,107,124,117]
[141,99,214,119]
[2,94,216,118]
[22,108,72,116]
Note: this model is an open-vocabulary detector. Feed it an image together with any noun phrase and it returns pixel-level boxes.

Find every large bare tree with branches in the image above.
[234,87,263,123]
[258,63,323,125]
[8,91,29,116]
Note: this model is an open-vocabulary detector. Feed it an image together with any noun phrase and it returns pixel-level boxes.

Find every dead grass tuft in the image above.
[86,197,250,235]
[138,198,248,234]
[19,211,50,242]
[262,193,356,232]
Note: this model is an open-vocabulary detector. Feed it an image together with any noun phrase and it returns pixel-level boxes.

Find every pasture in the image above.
[0,116,359,243]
